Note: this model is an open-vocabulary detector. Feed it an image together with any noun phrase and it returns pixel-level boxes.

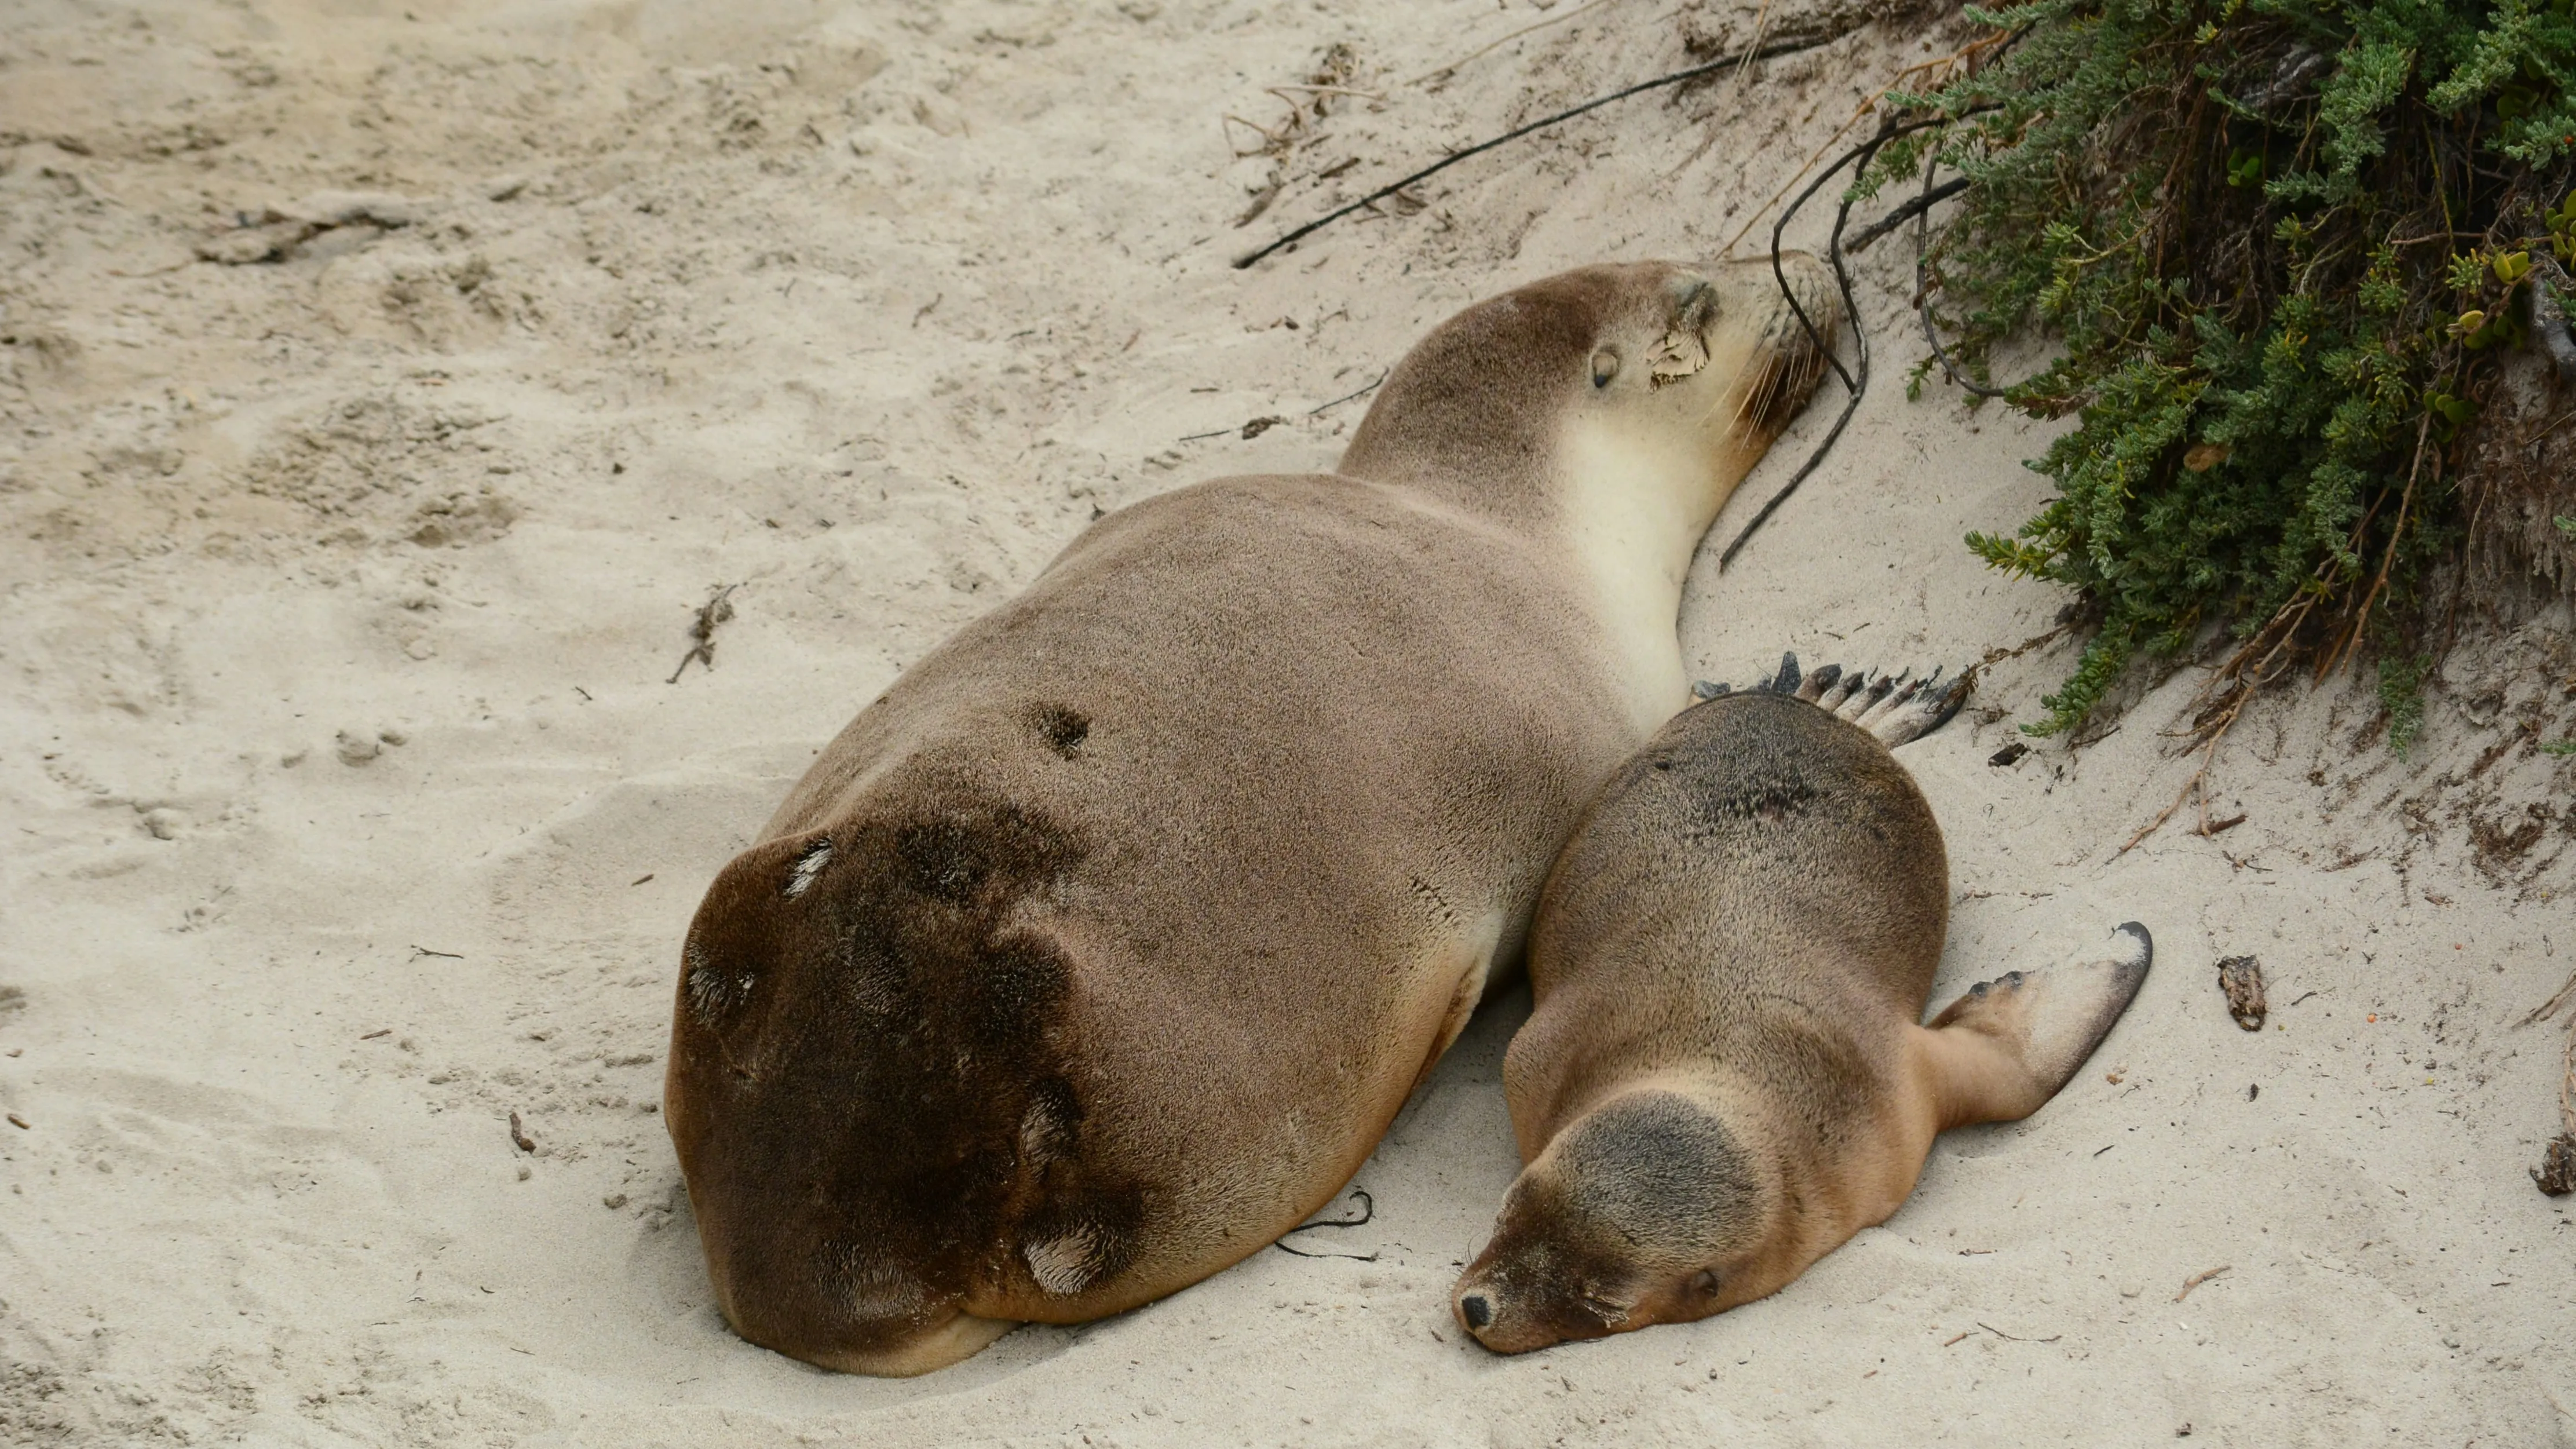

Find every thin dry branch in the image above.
[2321,413,2435,678]
[1716,30,2016,261]
[1405,0,1632,86]
[2173,1265,2231,1301]
[2117,589,2318,853]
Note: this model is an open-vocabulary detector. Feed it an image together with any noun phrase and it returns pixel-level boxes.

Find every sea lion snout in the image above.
[1450,1230,1617,1355]
[1452,1089,1765,1353]
[705,1234,1015,1377]
[1713,250,1838,440]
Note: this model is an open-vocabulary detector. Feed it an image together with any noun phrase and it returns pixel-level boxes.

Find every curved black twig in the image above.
[1233,31,2012,564]
[1273,1186,1378,1260]
[1235,35,1853,269]
[1847,175,1970,254]
[1282,1186,1373,1230]
[1272,1240,1382,1260]
[1716,113,1956,570]
[1914,154,2014,400]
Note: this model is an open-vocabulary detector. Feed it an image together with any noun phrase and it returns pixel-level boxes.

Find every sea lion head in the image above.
[1338,255,1840,513]
[1450,1086,1775,1354]
[664,797,1138,1375]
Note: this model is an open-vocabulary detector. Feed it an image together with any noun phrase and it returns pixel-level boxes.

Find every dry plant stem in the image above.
[1715,31,2014,261]
[2116,589,2320,855]
[2523,402,2576,444]
[1846,176,1971,253]
[1736,0,1775,88]
[2524,970,2576,1136]
[2322,413,2434,680]
[1979,622,2070,665]
[2516,967,2576,1195]
[2121,709,2239,853]
[2522,968,2576,1027]
[1238,31,1848,268]
[2173,1265,2230,1301]
[2562,1015,2575,1138]
[1976,1322,2063,1343]
[667,583,738,684]
[1404,0,1631,86]
[1224,112,1294,155]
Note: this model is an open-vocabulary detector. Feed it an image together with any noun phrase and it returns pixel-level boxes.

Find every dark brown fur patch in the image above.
[1696,773,1819,825]
[1031,703,1090,758]
[667,796,1147,1360]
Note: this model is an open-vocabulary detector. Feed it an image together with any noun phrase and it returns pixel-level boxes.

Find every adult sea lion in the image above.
[664,259,1841,1375]
[1452,660,2152,1353]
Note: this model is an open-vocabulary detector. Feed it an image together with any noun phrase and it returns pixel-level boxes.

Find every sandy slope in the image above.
[2,0,2573,1443]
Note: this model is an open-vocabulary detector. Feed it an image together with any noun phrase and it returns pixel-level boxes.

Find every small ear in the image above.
[1647,282,1715,386]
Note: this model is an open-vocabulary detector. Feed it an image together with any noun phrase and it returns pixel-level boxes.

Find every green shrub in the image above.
[1877,0,2576,736]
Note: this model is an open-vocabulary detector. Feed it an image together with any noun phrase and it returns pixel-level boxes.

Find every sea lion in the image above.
[1452,658,2152,1353]
[660,258,1843,1375]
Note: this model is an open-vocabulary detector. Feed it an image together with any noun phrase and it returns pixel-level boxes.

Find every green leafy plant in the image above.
[1876,0,2576,738]
[2378,651,2435,757]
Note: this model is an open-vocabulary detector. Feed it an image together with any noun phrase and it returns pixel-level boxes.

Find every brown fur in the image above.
[665,259,1841,1374]
[1453,691,2150,1353]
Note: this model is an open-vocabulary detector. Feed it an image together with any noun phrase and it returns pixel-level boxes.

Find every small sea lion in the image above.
[1452,658,2151,1353]
[664,260,1844,1374]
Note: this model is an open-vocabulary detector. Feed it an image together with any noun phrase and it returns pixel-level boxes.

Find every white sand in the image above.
[4,1,2573,1443]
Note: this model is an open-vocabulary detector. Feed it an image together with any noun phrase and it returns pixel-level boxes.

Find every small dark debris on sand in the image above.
[2173,1265,2230,1301]
[668,583,739,684]
[508,1111,536,1154]
[2217,955,2267,1031]
[2534,1136,2576,1196]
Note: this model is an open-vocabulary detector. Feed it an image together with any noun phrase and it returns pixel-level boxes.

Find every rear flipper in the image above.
[1916,923,2152,1129]
[1693,651,1970,747]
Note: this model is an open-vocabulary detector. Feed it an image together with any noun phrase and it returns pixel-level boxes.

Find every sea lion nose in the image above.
[1460,1293,1493,1330]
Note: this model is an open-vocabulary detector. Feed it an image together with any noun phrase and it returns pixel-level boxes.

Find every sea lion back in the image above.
[1532,691,1949,1027]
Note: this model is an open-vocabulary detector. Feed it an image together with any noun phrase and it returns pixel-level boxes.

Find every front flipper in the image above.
[1916,922,2153,1128]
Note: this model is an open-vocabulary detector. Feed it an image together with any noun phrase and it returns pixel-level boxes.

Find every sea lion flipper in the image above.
[1743,656,1967,743]
[1770,652,1802,695]
[1919,922,2153,1127]
[1867,667,1971,746]
[1814,667,1863,710]
[1835,669,1898,721]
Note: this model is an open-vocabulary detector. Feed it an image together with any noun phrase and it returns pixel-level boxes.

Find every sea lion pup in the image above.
[1452,658,2151,1353]
[664,259,1844,1375]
